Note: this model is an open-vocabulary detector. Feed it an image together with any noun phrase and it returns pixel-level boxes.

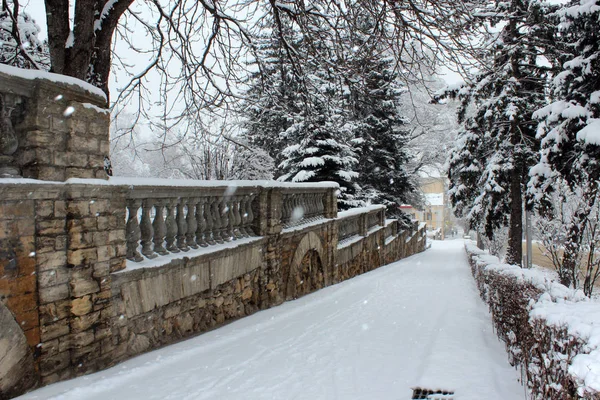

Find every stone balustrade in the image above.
[124,187,259,262]
[367,208,384,231]
[118,181,339,264]
[280,188,329,228]
[337,206,386,243]
[338,215,362,242]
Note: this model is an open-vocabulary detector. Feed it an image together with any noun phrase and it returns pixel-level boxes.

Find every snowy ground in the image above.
[18,240,524,400]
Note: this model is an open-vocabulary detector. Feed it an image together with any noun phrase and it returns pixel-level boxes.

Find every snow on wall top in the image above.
[107,176,339,189]
[337,205,385,218]
[0,177,339,189]
[0,63,107,101]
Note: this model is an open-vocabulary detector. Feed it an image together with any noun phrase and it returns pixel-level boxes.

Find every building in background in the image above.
[402,175,454,239]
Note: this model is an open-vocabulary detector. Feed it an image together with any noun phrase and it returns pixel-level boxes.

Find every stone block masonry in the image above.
[0,183,128,393]
[0,179,426,399]
[0,65,109,181]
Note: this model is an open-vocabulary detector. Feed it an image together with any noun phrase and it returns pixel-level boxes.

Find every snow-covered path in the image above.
[19,240,524,400]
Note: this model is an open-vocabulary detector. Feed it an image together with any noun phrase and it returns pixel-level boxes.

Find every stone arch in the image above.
[0,302,36,399]
[285,232,325,300]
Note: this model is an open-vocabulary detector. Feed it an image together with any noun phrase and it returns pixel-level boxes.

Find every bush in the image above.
[467,243,600,399]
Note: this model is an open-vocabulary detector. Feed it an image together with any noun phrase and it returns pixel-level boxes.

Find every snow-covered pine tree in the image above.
[240,19,306,168]
[344,15,416,215]
[529,0,600,287]
[0,1,49,69]
[241,12,361,208]
[448,0,553,265]
[447,122,493,229]
[278,103,361,208]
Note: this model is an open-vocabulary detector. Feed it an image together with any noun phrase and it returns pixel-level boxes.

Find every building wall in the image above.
[406,177,449,238]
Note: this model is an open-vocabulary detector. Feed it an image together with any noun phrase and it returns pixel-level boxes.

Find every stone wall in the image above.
[0,180,427,398]
[0,68,426,399]
[0,65,109,181]
[0,183,127,393]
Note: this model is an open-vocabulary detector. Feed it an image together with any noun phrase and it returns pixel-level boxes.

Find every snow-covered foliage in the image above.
[239,16,362,208]
[344,18,417,215]
[481,226,508,259]
[402,79,459,179]
[536,182,600,296]
[228,147,274,180]
[467,243,600,399]
[0,1,49,69]
[529,0,600,290]
[240,12,417,212]
[448,0,553,265]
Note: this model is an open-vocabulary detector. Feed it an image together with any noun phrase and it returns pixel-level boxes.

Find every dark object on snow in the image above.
[411,387,454,399]
[104,156,113,176]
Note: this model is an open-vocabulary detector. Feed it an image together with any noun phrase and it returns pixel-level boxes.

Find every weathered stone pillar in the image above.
[255,188,285,308]
[0,66,109,182]
[323,187,338,219]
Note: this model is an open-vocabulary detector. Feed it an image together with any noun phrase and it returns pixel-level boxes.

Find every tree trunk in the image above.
[45,0,70,74]
[44,0,133,102]
[506,162,523,266]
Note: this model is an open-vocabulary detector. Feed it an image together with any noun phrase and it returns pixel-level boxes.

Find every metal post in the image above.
[525,208,532,268]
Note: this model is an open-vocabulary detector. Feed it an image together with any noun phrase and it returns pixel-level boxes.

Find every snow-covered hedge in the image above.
[466,243,600,400]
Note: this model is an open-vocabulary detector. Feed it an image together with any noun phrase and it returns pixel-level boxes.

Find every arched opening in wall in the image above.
[286,250,324,300]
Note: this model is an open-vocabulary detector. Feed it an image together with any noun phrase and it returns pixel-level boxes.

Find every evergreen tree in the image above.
[345,18,416,214]
[241,14,362,208]
[447,0,552,265]
[529,0,600,286]
[278,108,360,208]
[0,1,49,69]
[240,22,305,168]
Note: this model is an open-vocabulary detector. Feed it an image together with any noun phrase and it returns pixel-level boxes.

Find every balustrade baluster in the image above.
[220,198,231,242]
[239,195,249,237]
[186,198,199,249]
[177,200,189,251]
[226,198,236,240]
[246,194,255,235]
[292,194,302,225]
[211,197,224,244]
[232,196,243,238]
[140,199,157,259]
[125,199,144,262]
[165,200,180,253]
[195,197,208,247]
[205,197,218,245]
[311,193,319,218]
[303,193,311,220]
[304,194,313,219]
[317,194,324,216]
[282,194,291,225]
[152,200,168,255]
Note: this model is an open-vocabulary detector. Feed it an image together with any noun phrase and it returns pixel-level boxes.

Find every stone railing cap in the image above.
[0,64,106,104]
[108,177,339,189]
[337,205,385,219]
